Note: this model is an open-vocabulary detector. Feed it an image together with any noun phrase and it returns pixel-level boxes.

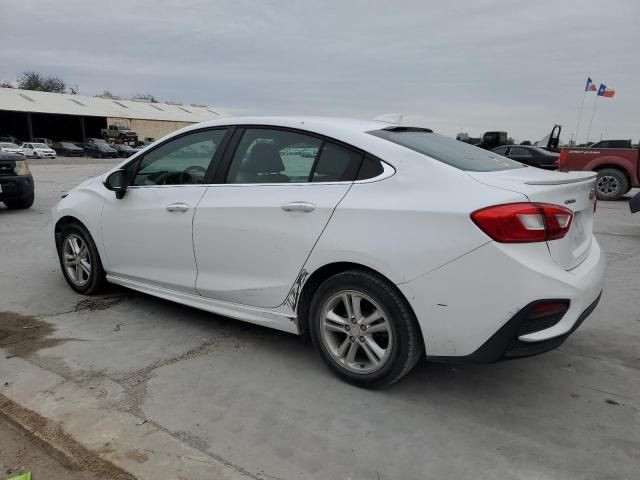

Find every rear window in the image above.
[369,128,525,172]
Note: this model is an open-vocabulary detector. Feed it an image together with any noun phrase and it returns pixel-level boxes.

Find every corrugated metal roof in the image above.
[0,87,228,123]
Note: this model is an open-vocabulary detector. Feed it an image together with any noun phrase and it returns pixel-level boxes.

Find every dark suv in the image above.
[0,152,35,209]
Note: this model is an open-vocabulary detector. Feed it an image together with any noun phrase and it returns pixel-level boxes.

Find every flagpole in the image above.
[586,95,599,144]
[574,90,587,145]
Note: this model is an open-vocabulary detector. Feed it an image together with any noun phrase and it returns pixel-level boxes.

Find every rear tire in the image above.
[596,168,628,200]
[4,192,34,209]
[309,270,423,388]
[56,223,107,294]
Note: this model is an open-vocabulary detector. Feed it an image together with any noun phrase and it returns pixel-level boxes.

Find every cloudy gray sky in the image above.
[2,0,638,142]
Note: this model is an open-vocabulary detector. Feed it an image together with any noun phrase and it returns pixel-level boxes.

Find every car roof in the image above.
[167,116,420,153]
[184,116,402,139]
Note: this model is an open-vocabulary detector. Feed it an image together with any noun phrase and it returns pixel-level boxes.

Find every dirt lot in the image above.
[0,157,638,480]
[0,412,126,480]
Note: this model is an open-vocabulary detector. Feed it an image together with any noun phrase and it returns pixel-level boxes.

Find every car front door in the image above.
[23,144,33,156]
[101,128,230,293]
[193,127,364,308]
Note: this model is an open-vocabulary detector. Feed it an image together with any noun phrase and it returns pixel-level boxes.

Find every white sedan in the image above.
[22,142,56,159]
[52,117,605,388]
[0,142,24,155]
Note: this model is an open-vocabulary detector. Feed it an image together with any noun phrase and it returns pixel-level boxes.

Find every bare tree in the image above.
[131,93,159,103]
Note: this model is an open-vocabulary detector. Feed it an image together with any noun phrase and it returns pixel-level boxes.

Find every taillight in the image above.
[471,203,573,243]
[557,149,567,168]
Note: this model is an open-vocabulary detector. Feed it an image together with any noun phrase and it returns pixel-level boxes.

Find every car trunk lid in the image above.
[468,168,597,270]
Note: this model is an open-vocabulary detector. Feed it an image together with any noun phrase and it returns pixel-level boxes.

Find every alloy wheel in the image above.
[319,290,393,374]
[62,234,92,286]
[596,175,619,197]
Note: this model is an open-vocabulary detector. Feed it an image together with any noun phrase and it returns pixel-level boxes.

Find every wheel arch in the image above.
[295,262,424,343]
[54,215,89,248]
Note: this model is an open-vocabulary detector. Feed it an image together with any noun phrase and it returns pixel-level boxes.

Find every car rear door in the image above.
[193,127,363,308]
[101,128,230,293]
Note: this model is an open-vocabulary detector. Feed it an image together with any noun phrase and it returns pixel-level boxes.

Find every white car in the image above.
[52,117,605,388]
[0,142,24,155]
[22,142,56,159]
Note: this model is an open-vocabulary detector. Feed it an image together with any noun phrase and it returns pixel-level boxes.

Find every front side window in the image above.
[226,129,322,184]
[369,128,524,172]
[132,129,227,186]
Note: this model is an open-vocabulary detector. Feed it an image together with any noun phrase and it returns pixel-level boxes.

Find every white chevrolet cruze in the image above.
[52,117,605,387]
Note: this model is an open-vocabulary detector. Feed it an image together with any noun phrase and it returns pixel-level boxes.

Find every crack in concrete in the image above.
[33,294,135,319]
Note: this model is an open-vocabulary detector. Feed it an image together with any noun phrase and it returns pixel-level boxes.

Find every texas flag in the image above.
[585,77,597,92]
[597,83,615,98]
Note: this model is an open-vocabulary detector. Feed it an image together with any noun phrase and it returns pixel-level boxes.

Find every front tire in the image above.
[596,168,628,200]
[56,223,107,294]
[309,270,424,388]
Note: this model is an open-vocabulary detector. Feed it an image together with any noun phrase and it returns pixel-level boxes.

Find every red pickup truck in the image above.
[558,146,640,200]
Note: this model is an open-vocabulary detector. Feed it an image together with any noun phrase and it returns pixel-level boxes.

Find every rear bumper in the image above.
[428,293,601,363]
[398,237,606,358]
[0,175,34,201]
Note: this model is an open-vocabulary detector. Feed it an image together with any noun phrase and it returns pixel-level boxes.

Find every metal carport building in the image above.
[0,87,228,143]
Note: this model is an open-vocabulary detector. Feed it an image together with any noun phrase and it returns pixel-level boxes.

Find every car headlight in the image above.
[14,160,30,176]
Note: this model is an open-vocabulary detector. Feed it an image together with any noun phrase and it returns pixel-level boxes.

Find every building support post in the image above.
[79,116,86,141]
[26,112,34,140]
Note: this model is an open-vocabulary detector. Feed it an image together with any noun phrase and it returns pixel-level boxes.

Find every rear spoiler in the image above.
[525,172,597,186]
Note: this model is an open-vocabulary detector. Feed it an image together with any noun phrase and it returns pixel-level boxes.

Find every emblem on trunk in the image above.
[565,199,576,204]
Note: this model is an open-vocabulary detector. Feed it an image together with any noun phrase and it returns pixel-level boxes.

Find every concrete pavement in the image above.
[1,159,638,479]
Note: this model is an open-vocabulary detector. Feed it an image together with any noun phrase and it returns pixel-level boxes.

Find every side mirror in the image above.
[104,169,127,199]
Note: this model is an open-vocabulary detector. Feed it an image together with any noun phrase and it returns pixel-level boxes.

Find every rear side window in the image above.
[357,155,385,180]
[369,129,524,172]
[508,146,533,158]
[312,143,363,182]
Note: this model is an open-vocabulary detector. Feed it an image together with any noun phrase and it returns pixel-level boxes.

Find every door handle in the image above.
[281,201,316,213]
[166,202,191,213]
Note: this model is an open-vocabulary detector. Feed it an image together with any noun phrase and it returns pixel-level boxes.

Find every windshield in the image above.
[369,129,525,172]
[32,143,48,148]
[0,143,18,148]
[61,142,77,147]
